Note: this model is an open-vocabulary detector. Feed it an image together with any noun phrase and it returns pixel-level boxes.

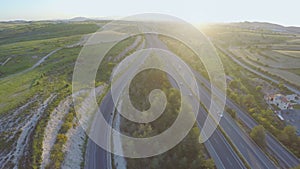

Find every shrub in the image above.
[250,125,266,148]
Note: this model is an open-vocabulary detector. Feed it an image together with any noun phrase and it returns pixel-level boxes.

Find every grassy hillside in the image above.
[0,21,142,168]
[0,22,100,45]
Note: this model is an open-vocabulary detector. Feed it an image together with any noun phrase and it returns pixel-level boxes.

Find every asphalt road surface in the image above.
[153,34,278,169]
[193,68,300,168]
[85,34,247,169]
[84,92,114,169]
[84,33,296,169]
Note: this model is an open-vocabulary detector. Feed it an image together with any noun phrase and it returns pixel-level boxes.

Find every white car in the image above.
[218,112,224,117]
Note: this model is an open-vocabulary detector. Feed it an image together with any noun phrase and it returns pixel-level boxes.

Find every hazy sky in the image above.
[1,0,299,26]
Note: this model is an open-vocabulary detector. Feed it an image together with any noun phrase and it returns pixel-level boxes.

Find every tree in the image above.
[283,125,298,143]
[243,94,255,108]
[277,132,289,144]
[250,125,266,148]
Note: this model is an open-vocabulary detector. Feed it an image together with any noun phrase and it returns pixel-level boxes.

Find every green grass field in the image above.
[0,22,100,45]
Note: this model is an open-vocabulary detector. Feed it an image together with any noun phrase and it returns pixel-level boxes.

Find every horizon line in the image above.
[0,16,299,28]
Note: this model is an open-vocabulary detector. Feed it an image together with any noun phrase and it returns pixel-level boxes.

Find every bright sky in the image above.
[1,0,299,26]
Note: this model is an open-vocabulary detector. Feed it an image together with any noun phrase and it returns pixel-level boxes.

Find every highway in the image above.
[197,106,246,169]
[192,72,282,168]
[85,68,246,169]
[153,34,279,168]
[193,65,300,168]
[84,33,297,169]
[165,61,246,169]
[148,34,247,169]
[84,91,115,169]
[85,34,247,169]
[166,63,277,169]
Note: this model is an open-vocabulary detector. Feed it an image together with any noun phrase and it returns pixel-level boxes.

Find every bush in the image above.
[255,86,262,91]
[56,134,67,144]
[60,122,73,134]
[226,108,237,119]
[277,126,300,157]
[250,125,266,148]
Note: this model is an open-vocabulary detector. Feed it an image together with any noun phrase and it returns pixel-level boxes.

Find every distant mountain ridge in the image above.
[68,17,91,22]
[1,18,300,34]
[0,16,115,23]
[232,21,300,34]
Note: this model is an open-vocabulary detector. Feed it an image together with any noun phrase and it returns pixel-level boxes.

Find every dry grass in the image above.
[228,48,300,86]
[275,50,300,58]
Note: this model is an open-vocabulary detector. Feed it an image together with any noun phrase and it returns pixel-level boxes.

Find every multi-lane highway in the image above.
[84,33,299,169]
[190,73,278,168]
[193,64,300,168]
[157,32,299,168]
[148,35,247,169]
[152,34,280,169]
[85,34,247,169]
